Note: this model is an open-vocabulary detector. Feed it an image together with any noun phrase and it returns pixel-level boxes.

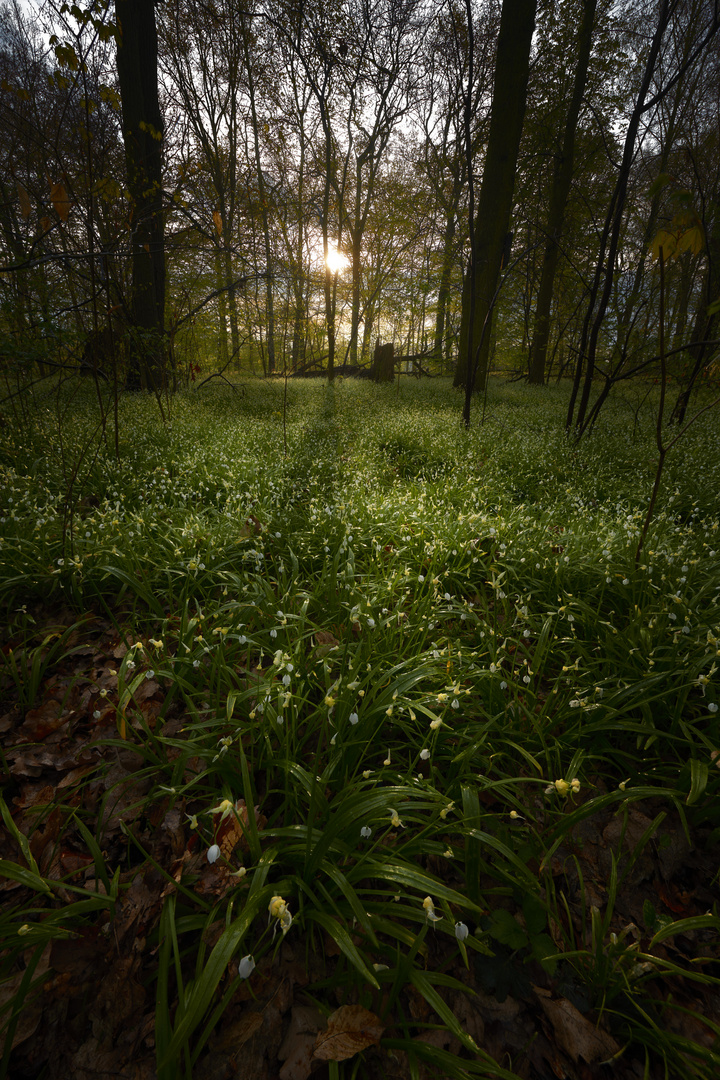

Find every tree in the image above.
[528,0,596,385]
[567,0,720,435]
[115,0,166,391]
[455,0,537,409]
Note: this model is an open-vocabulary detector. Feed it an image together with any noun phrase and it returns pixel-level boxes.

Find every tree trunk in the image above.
[240,14,276,374]
[372,341,394,382]
[455,0,536,393]
[214,250,229,367]
[115,0,165,392]
[433,210,457,364]
[528,0,596,385]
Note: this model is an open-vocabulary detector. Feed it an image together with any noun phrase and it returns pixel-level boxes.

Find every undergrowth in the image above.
[1,376,720,1079]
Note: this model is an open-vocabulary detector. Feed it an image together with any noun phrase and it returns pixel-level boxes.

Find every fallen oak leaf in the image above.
[313,1004,384,1062]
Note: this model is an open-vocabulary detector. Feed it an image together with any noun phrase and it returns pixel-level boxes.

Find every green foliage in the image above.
[1,377,720,1078]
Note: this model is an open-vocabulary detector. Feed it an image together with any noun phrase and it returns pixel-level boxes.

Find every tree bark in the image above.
[455,0,536,393]
[528,0,596,385]
[115,0,165,392]
[433,209,457,365]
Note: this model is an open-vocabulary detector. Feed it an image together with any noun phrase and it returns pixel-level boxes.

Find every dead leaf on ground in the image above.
[314,630,340,658]
[313,1004,384,1062]
[215,799,265,861]
[0,943,51,1051]
[20,699,69,740]
[534,987,619,1064]
[279,1003,325,1080]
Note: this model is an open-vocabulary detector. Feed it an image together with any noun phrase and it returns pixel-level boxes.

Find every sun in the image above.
[325,246,349,274]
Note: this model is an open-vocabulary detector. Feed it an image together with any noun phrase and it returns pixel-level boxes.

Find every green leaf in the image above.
[647,173,674,198]
[522,895,547,937]
[409,969,480,1055]
[366,861,483,914]
[322,862,378,944]
[686,759,708,805]
[0,859,52,897]
[649,914,720,948]
[159,885,274,1070]
[529,933,557,974]
[305,909,380,988]
[0,797,44,884]
[488,909,528,950]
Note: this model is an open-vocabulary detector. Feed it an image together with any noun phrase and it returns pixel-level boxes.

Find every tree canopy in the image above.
[0,0,718,418]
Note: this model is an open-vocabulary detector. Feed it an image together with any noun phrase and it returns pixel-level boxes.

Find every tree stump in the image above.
[372,341,394,383]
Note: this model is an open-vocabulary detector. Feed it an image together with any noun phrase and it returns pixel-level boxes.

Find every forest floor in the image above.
[2,377,720,1079]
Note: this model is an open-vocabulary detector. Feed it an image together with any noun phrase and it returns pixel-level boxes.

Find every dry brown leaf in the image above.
[279,1034,315,1080]
[535,987,619,1064]
[216,798,265,859]
[21,699,69,741]
[313,1004,384,1062]
[0,943,51,1051]
[213,209,223,236]
[314,630,340,658]
[279,1004,324,1080]
[133,677,159,704]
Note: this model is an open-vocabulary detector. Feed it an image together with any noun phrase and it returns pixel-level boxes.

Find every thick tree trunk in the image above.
[455,0,536,393]
[528,0,596,385]
[115,0,165,392]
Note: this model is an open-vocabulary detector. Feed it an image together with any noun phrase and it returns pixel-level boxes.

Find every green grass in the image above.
[2,375,720,1078]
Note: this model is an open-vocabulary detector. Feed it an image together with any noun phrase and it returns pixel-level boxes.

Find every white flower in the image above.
[552,778,580,797]
[709,703,718,713]
[207,844,221,864]
[422,896,442,923]
[360,825,372,839]
[389,808,403,828]
[349,711,359,724]
[419,748,430,760]
[455,921,469,942]
[451,698,459,709]
[270,629,277,638]
[238,954,255,979]
[269,895,293,933]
